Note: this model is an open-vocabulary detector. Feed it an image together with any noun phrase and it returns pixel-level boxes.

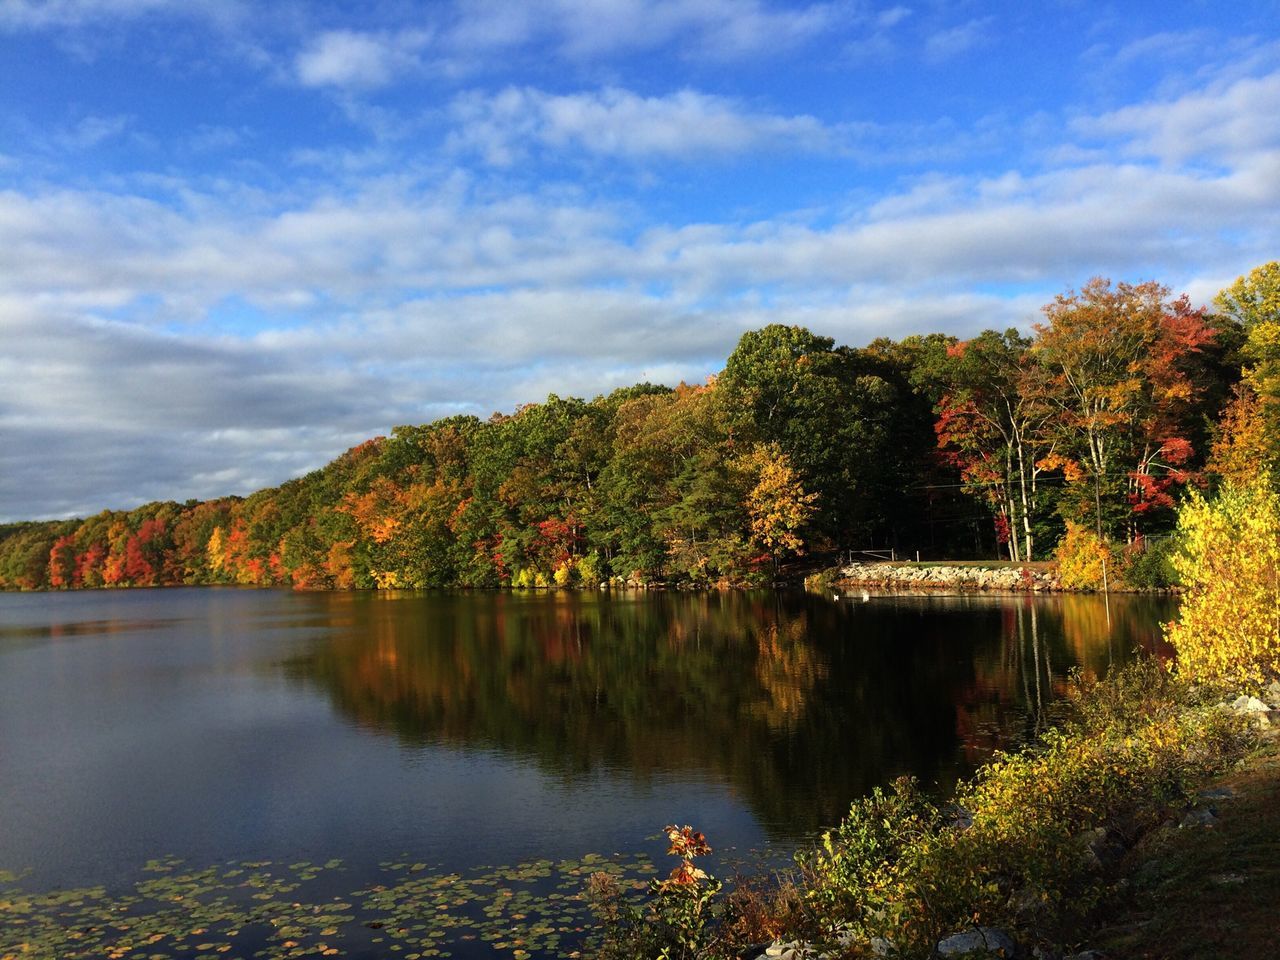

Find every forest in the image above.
[2,263,1277,592]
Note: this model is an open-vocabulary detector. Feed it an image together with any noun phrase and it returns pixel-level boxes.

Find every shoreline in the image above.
[821,561,1178,595]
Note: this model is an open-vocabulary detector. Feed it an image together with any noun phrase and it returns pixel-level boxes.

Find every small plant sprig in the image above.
[653,824,723,959]
[586,824,726,960]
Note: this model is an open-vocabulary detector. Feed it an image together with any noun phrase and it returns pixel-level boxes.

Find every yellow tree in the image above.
[1166,481,1280,688]
[1215,261,1280,330]
[744,443,818,568]
[1208,386,1273,486]
[1216,262,1280,481]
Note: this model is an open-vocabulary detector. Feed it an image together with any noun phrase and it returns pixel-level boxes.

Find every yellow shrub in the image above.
[1055,522,1116,590]
[1166,482,1280,688]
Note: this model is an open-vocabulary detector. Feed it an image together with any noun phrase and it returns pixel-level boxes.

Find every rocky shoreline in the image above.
[829,561,1060,592]
[819,561,1165,593]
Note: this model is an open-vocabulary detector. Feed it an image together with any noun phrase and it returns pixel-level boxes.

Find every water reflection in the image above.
[286,590,1175,837]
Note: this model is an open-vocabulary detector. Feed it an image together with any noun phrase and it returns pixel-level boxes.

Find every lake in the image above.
[0,587,1175,959]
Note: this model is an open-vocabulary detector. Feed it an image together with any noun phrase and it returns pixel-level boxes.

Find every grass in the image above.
[1093,732,1280,959]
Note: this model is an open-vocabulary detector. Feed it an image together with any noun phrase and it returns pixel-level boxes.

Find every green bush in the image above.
[1119,537,1180,589]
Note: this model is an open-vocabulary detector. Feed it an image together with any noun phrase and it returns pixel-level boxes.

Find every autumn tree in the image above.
[48,534,78,588]
[932,330,1055,561]
[1213,262,1280,484]
[1035,278,1217,540]
[743,443,818,570]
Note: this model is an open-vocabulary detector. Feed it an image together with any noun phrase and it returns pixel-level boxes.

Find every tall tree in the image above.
[933,330,1053,561]
[1035,278,1216,539]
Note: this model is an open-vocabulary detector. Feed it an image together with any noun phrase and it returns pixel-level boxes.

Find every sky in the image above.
[2,0,1279,521]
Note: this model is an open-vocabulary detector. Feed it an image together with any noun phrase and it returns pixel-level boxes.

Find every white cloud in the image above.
[59,114,131,148]
[449,86,831,164]
[4,63,1280,519]
[0,0,242,31]
[295,29,431,90]
[924,16,992,63]
[444,0,839,61]
[1074,71,1280,165]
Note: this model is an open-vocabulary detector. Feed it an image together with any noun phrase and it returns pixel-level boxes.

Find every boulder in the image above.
[1079,826,1124,869]
[1179,807,1218,828]
[1196,785,1236,801]
[1230,694,1269,713]
[761,941,805,959]
[1229,694,1273,727]
[1265,679,1280,709]
[936,926,1018,957]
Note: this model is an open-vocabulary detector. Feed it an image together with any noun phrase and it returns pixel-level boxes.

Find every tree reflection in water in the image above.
[286,590,1175,839]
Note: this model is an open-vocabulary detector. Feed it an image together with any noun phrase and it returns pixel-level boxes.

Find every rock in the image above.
[936,926,1019,957]
[1179,807,1217,828]
[1230,694,1270,713]
[1196,785,1236,801]
[869,937,895,957]
[1079,826,1124,869]
[1229,695,1274,728]
[1265,679,1280,708]
[1064,951,1106,960]
[763,941,804,959]
[1007,884,1048,922]
[945,802,975,831]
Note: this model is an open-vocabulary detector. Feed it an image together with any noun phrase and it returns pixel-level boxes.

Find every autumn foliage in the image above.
[1165,481,1280,688]
[0,262,1272,591]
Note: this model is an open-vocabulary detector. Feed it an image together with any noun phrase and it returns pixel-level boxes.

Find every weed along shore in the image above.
[588,480,1280,959]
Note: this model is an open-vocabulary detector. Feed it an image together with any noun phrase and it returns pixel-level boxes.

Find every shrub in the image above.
[588,662,1253,960]
[1119,537,1180,589]
[553,562,573,587]
[796,776,941,943]
[793,659,1250,957]
[1165,481,1280,688]
[1055,522,1118,590]
[1059,658,1187,735]
[576,551,604,586]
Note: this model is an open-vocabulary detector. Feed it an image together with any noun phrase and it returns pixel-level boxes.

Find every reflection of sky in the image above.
[0,589,765,890]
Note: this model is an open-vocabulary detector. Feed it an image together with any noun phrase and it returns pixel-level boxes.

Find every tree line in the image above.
[3,263,1277,592]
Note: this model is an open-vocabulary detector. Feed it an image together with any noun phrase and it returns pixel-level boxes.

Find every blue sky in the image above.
[2,0,1279,520]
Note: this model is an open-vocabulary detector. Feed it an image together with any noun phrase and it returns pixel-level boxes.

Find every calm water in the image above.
[0,587,1174,957]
